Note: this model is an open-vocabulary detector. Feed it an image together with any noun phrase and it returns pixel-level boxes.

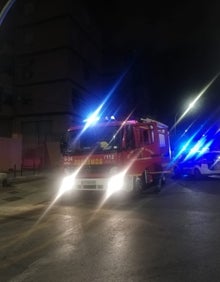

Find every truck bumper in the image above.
[73,176,134,192]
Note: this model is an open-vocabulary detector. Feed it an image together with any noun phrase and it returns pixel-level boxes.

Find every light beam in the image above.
[170,72,220,132]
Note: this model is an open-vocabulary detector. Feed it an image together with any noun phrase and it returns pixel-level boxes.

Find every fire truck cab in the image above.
[60,117,171,196]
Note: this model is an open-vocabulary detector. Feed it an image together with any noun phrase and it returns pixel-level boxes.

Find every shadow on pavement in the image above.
[172,175,220,195]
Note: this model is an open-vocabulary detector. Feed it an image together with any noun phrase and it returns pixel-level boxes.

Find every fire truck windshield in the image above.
[61,125,122,155]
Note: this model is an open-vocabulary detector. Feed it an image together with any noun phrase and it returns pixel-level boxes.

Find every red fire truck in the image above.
[60,116,171,196]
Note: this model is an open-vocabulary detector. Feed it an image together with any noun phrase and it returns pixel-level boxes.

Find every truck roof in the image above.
[67,118,168,132]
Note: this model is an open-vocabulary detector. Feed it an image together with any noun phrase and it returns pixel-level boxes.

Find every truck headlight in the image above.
[58,172,77,197]
[107,171,125,197]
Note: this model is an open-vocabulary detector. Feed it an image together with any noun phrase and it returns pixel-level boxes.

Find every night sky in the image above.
[1,0,220,131]
[88,1,220,129]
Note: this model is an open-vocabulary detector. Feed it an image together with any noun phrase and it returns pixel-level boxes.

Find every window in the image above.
[159,133,166,147]
[143,130,149,144]
[125,125,135,149]
[158,129,166,147]
[140,128,153,145]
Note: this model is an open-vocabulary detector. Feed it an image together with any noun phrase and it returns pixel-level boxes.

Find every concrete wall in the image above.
[46,141,62,168]
[0,137,22,171]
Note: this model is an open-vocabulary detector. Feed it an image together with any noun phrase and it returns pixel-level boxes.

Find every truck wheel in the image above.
[153,174,165,193]
[133,177,144,196]
[154,177,162,193]
[161,174,166,185]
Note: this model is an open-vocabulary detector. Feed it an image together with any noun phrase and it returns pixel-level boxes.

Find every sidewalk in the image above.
[0,167,66,220]
[1,167,63,187]
[9,170,48,184]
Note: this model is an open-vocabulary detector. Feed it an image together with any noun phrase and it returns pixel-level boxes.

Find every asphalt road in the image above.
[1,174,220,282]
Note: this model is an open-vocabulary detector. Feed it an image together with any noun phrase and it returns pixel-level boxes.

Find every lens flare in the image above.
[57,172,77,197]
[170,72,220,133]
[106,171,126,198]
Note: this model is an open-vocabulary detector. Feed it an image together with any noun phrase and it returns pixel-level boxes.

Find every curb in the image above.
[10,174,47,184]
[1,168,62,188]
[0,173,8,187]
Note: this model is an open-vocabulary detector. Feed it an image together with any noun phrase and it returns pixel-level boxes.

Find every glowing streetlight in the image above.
[188,101,196,110]
[174,101,196,136]
[171,72,220,135]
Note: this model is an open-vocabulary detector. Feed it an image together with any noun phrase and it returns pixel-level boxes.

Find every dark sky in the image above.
[1,0,220,129]
[88,1,220,127]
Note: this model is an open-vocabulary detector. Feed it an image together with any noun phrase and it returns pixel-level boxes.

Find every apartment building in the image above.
[0,0,102,168]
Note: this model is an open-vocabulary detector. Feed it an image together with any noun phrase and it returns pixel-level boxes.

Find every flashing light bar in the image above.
[83,115,116,124]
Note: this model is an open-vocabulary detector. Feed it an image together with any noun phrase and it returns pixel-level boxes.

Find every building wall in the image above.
[14,0,102,119]
[0,0,103,168]
[0,10,15,136]
[0,136,22,171]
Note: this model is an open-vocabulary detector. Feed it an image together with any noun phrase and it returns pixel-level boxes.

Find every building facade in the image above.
[0,0,102,169]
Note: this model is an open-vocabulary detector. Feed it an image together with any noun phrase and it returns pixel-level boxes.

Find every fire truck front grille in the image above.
[84,185,96,189]
[79,165,113,176]
[76,183,105,190]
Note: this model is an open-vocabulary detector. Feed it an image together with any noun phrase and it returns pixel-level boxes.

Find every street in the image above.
[1,173,220,282]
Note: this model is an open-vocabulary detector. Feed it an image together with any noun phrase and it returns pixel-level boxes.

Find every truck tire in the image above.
[133,176,144,196]
[153,173,165,193]
[151,162,165,193]
[161,174,166,185]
